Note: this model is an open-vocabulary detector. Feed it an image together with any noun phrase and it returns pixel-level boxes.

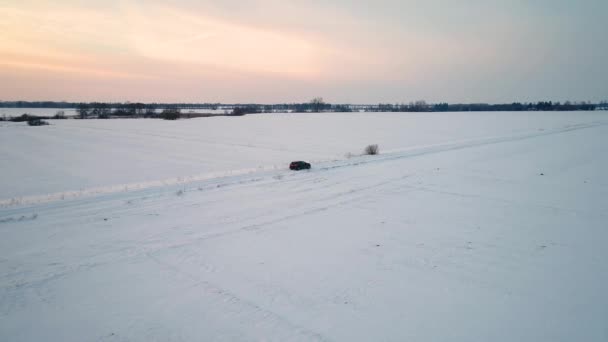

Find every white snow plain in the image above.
[1,111,607,341]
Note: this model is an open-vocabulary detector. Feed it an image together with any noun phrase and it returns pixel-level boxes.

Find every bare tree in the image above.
[76,103,89,119]
[310,97,325,112]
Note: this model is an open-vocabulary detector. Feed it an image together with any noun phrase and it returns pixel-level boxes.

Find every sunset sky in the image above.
[1,0,606,103]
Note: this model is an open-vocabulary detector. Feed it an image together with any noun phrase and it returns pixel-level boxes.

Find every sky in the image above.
[1,0,607,103]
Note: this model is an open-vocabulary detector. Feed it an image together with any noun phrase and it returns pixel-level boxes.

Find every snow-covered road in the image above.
[1,112,607,341]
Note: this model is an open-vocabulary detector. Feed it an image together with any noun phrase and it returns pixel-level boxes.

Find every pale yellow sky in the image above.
[1,0,606,103]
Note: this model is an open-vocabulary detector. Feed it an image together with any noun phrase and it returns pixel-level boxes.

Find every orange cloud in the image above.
[121,4,327,78]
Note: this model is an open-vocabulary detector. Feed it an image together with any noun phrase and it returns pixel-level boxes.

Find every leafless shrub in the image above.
[364,144,379,155]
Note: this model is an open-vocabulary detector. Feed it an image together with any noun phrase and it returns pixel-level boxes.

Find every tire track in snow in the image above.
[148,179,394,254]
[146,253,330,342]
[398,184,608,218]
[0,174,393,321]
[316,121,607,173]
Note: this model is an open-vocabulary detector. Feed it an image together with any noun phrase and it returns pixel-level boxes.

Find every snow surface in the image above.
[1,111,607,341]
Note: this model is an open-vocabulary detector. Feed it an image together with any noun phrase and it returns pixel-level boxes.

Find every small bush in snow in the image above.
[364,144,379,155]
[27,117,49,126]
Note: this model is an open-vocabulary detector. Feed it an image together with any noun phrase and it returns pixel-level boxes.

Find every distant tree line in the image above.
[1,99,606,121]
[373,100,602,112]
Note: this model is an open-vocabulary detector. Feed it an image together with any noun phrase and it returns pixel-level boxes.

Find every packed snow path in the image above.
[1,113,607,341]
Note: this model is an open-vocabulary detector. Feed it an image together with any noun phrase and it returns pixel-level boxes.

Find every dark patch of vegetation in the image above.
[333,105,353,112]
[291,98,332,113]
[9,114,32,122]
[27,117,49,126]
[231,106,260,116]
[8,114,54,124]
[90,103,112,118]
[160,108,181,120]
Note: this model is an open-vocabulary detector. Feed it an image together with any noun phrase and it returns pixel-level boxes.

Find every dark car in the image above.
[289,161,311,171]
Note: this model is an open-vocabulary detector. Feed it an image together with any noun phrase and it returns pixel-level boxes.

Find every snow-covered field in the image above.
[1,112,607,341]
